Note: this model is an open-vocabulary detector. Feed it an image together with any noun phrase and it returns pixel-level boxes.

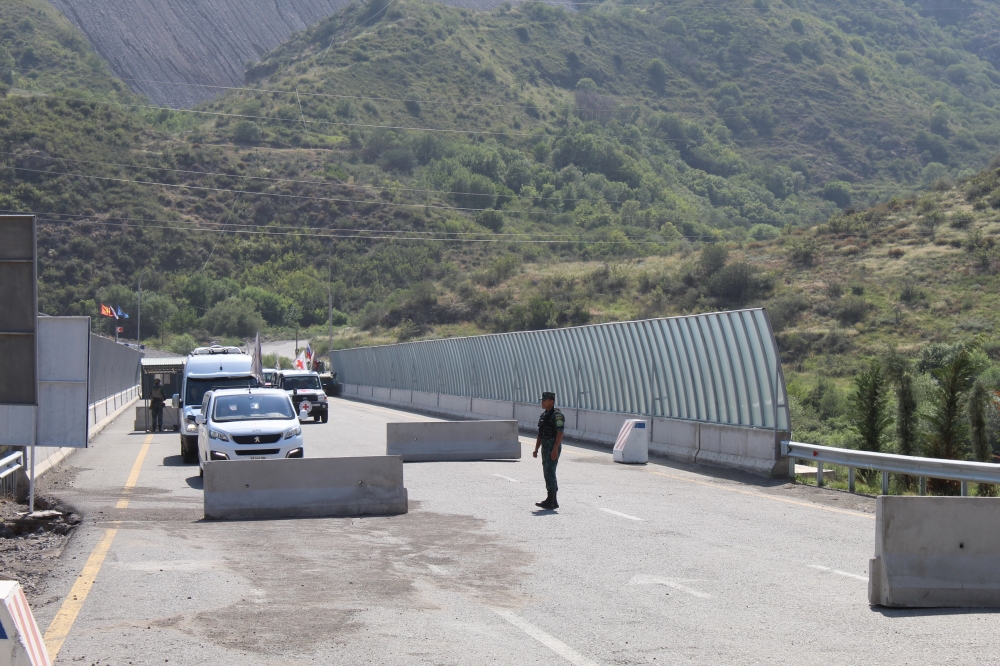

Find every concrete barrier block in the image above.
[204,457,408,520]
[373,387,392,402]
[134,406,179,431]
[387,420,520,462]
[869,496,1000,607]
[412,391,438,409]
[0,580,52,665]
[471,398,514,420]
[389,388,412,405]
[438,394,472,416]
[514,402,539,430]
[648,418,699,462]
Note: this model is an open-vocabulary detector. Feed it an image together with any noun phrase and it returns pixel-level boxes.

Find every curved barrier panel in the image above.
[330,308,789,432]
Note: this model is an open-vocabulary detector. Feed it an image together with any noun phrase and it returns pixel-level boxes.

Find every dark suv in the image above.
[276,370,329,423]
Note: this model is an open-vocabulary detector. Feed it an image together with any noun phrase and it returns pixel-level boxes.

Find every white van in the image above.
[172,345,257,464]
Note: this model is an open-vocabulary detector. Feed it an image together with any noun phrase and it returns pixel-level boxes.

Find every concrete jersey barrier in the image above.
[204,457,408,520]
[387,420,520,462]
[869,496,1000,607]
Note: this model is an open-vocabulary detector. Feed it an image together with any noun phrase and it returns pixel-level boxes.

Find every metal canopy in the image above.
[331,308,789,431]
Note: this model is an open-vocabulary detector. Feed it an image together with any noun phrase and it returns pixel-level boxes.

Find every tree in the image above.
[648,59,667,93]
[925,341,982,493]
[849,360,893,483]
[968,382,995,495]
[203,298,264,338]
[895,373,919,490]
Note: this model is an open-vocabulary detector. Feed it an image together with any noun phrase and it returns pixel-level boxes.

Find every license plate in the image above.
[249,456,268,460]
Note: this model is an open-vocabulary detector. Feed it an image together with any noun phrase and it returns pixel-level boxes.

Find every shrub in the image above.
[790,18,804,34]
[767,293,810,332]
[822,180,852,208]
[404,99,421,116]
[849,37,866,56]
[788,238,818,265]
[378,148,416,173]
[231,120,262,144]
[946,64,968,85]
[895,51,914,65]
[748,223,780,241]
[707,262,764,306]
[697,243,729,276]
[335,99,355,118]
[475,209,504,232]
[817,65,839,87]
[362,100,380,116]
[850,64,869,84]
[849,360,893,457]
[950,210,975,228]
[783,41,803,63]
[648,59,667,93]
[663,17,686,35]
[832,295,868,324]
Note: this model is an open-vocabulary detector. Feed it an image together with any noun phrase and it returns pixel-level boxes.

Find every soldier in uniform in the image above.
[533,392,564,510]
[149,378,166,432]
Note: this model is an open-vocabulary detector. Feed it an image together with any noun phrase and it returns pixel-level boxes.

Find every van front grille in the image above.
[233,449,280,456]
[232,434,282,445]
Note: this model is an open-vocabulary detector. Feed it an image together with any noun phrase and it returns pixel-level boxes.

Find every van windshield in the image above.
[283,376,321,390]
[185,376,258,408]
[213,394,294,422]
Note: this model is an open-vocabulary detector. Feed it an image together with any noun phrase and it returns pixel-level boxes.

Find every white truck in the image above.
[172,345,258,464]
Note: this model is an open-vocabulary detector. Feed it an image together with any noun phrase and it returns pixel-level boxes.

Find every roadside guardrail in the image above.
[0,451,22,498]
[782,441,1000,496]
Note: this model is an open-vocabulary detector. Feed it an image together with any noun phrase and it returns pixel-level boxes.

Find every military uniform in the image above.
[538,407,565,492]
[150,382,166,432]
[535,391,564,510]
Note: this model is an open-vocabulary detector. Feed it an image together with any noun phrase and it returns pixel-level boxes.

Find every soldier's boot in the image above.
[535,491,553,509]
[551,491,558,509]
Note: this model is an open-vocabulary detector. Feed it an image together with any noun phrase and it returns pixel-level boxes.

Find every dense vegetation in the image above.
[4,0,1000,470]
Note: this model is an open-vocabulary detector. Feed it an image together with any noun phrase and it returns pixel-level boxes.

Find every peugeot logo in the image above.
[254,437,261,443]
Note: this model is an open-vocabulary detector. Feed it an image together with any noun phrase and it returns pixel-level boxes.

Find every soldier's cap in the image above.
[541,392,556,401]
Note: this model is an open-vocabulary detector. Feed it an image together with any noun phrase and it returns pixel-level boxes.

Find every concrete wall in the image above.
[869,496,1000,607]
[387,420,520,462]
[204,456,408,520]
[341,385,788,477]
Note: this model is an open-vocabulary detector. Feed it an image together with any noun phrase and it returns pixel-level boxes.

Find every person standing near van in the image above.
[150,378,166,432]
[533,391,564,510]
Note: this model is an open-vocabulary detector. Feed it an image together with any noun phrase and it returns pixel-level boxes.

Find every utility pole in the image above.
[328,285,333,361]
[136,269,148,346]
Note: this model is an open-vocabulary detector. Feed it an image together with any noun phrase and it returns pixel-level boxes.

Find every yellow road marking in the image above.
[44,433,153,659]
[43,527,118,658]
[116,434,153,509]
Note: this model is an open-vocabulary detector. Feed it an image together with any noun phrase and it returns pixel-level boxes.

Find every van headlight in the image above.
[208,429,229,442]
[284,425,302,439]
[317,394,327,402]
[186,422,198,433]
[285,448,303,458]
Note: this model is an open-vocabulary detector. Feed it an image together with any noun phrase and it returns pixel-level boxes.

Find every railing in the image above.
[783,441,1000,496]
[89,385,140,426]
[0,451,23,498]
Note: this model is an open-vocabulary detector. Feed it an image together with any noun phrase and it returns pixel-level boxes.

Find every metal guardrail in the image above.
[782,441,1000,496]
[0,451,23,498]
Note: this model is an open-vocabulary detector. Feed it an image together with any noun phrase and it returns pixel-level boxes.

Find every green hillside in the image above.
[4,0,1000,360]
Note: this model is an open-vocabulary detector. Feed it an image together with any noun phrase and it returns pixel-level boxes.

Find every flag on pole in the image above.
[117,306,129,319]
[305,343,313,369]
[252,332,263,382]
[294,350,307,370]
[100,304,115,317]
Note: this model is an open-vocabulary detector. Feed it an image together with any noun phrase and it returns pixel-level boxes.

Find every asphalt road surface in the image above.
[31,399,1000,664]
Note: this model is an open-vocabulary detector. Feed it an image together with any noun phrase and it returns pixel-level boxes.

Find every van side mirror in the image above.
[195,414,206,425]
[171,394,180,409]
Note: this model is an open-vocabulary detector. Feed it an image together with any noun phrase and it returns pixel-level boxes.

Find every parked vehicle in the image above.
[262,369,276,387]
[319,373,340,397]
[172,345,258,464]
[196,388,303,477]
[276,370,328,423]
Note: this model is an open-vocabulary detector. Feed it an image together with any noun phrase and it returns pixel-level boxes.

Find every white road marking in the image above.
[599,508,644,521]
[493,473,520,483]
[808,565,868,582]
[491,607,601,666]
[629,575,712,599]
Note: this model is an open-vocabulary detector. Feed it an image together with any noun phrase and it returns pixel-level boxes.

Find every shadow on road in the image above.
[186,476,203,490]
[872,606,1000,617]
[161,455,186,467]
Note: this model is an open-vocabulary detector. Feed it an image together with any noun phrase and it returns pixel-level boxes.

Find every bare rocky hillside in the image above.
[45,0,560,106]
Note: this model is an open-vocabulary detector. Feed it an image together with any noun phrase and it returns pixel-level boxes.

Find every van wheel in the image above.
[321,413,328,424]
[314,414,322,423]
[199,466,204,478]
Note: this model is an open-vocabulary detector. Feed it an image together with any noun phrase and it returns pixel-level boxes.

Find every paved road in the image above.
[261,340,305,360]
[31,399,1000,664]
